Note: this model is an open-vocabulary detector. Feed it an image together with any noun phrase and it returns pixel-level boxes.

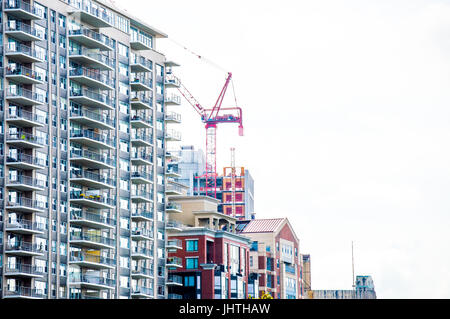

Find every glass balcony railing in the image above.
[6,132,46,146]
[68,48,115,69]
[70,231,115,247]
[130,94,152,106]
[4,286,46,298]
[70,210,116,227]
[165,112,181,122]
[168,293,183,299]
[4,0,44,18]
[70,191,116,206]
[131,55,152,70]
[70,67,114,88]
[4,21,43,39]
[69,251,116,267]
[6,197,46,210]
[131,246,153,256]
[131,227,153,239]
[5,42,45,60]
[165,129,181,141]
[6,219,45,233]
[5,241,45,254]
[131,190,153,199]
[131,171,153,181]
[69,273,115,287]
[7,175,46,188]
[131,267,153,277]
[69,27,114,49]
[7,108,46,124]
[164,94,181,105]
[166,184,183,194]
[166,202,182,211]
[6,153,46,167]
[167,274,183,284]
[70,149,115,167]
[70,129,115,147]
[132,286,153,296]
[131,77,152,88]
[131,210,154,220]
[6,86,45,104]
[76,0,113,26]
[5,263,46,275]
[70,89,115,109]
[70,170,116,187]
[131,132,153,144]
[71,108,114,127]
[285,264,296,274]
[131,114,152,125]
[166,257,182,267]
[167,240,182,248]
[5,65,44,81]
[131,152,153,163]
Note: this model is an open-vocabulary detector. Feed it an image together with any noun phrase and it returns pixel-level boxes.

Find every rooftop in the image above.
[237,218,285,233]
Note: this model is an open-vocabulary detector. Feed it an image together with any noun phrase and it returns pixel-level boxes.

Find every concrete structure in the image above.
[165,195,258,299]
[0,0,181,299]
[311,275,377,299]
[236,218,303,299]
[168,145,204,196]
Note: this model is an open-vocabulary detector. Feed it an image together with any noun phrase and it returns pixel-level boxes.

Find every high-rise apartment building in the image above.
[0,0,181,299]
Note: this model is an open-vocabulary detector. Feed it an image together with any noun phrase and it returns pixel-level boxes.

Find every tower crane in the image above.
[165,70,243,199]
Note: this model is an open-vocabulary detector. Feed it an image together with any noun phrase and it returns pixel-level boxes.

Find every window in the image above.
[118,42,129,57]
[186,240,198,252]
[186,258,198,269]
[184,276,195,287]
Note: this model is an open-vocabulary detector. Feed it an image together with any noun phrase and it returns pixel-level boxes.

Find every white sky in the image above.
[119,0,450,298]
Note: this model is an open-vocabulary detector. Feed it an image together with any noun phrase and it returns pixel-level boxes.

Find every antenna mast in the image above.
[352,241,355,289]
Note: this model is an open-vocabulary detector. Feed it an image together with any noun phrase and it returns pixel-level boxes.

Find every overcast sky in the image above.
[119,0,450,298]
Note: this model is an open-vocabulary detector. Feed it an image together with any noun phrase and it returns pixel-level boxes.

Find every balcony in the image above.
[4,0,43,20]
[166,274,183,286]
[4,21,43,42]
[131,190,153,203]
[5,65,44,85]
[70,170,116,190]
[131,286,153,298]
[131,210,153,222]
[6,86,44,106]
[69,48,115,71]
[68,1,113,28]
[5,219,45,235]
[70,149,115,170]
[131,267,153,279]
[70,232,115,250]
[166,256,183,268]
[70,191,115,209]
[130,34,153,51]
[165,202,182,214]
[130,77,152,91]
[69,129,115,150]
[131,132,153,148]
[6,197,46,214]
[131,115,152,129]
[130,94,152,110]
[164,94,181,106]
[285,264,296,275]
[69,67,114,91]
[166,167,181,178]
[165,77,180,89]
[131,246,153,260]
[164,111,181,124]
[4,42,44,63]
[168,293,183,299]
[3,287,45,299]
[69,252,116,270]
[131,171,153,185]
[165,220,183,232]
[165,151,181,162]
[6,109,45,127]
[68,27,114,51]
[165,184,183,196]
[131,227,153,241]
[131,152,153,166]
[70,108,114,130]
[131,56,152,73]
[6,175,46,192]
[70,211,115,230]
[166,239,182,250]
[4,263,46,278]
[6,153,46,170]
[69,89,115,110]
[5,241,45,257]
[165,129,182,142]
[69,274,115,290]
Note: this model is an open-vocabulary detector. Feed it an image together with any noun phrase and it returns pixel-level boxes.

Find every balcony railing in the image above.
[5,65,44,81]
[4,21,43,39]
[70,231,115,247]
[164,94,181,105]
[70,89,115,109]
[68,27,114,49]
[6,86,45,104]
[70,149,116,167]
[6,153,46,167]
[70,191,116,206]
[69,251,116,267]
[131,77,152,88]
[168,293,183,299]
[131,227,153,239]
[76,0,113,26]
[5,42,45,60]
[131,55,152,70]
[69,273,115,287]
[165,129,181,141]
[131,171,153,181]
[285,264,296,274]
[4,286,46,298]
[167,240,182,249]
[132,286,153,296]
[70,67,114,88]
[5,263,46,276]
[70,210,116,227]
[130,94,152,106]
[6,197,46,210]
[6,219,45,233]
[166,184,183,194]
[70,170,116,187]
[131,246,153,256]
[7,108,46,125]
[5,241,45,254]
[165,112,181,122]
[167,274,183,284]
[131,267,153,277]
[131,114,152,125]
[4,0,44,18]
[131,210,154,220]
[6,132,46,146]
[131,190,153,199]
[68,48,115,69]
[131,132,153,144]
[166,257,182,267]
[7,175,46,188]
[70,129,115,147]
[166,202,182,211]
[71,108,114,127]
[131,152,153,163]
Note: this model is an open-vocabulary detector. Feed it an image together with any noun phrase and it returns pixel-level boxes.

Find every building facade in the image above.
[310,275,377,299]
[0,0,181,299]
[165,195,258,299]
[236,218,303,299]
